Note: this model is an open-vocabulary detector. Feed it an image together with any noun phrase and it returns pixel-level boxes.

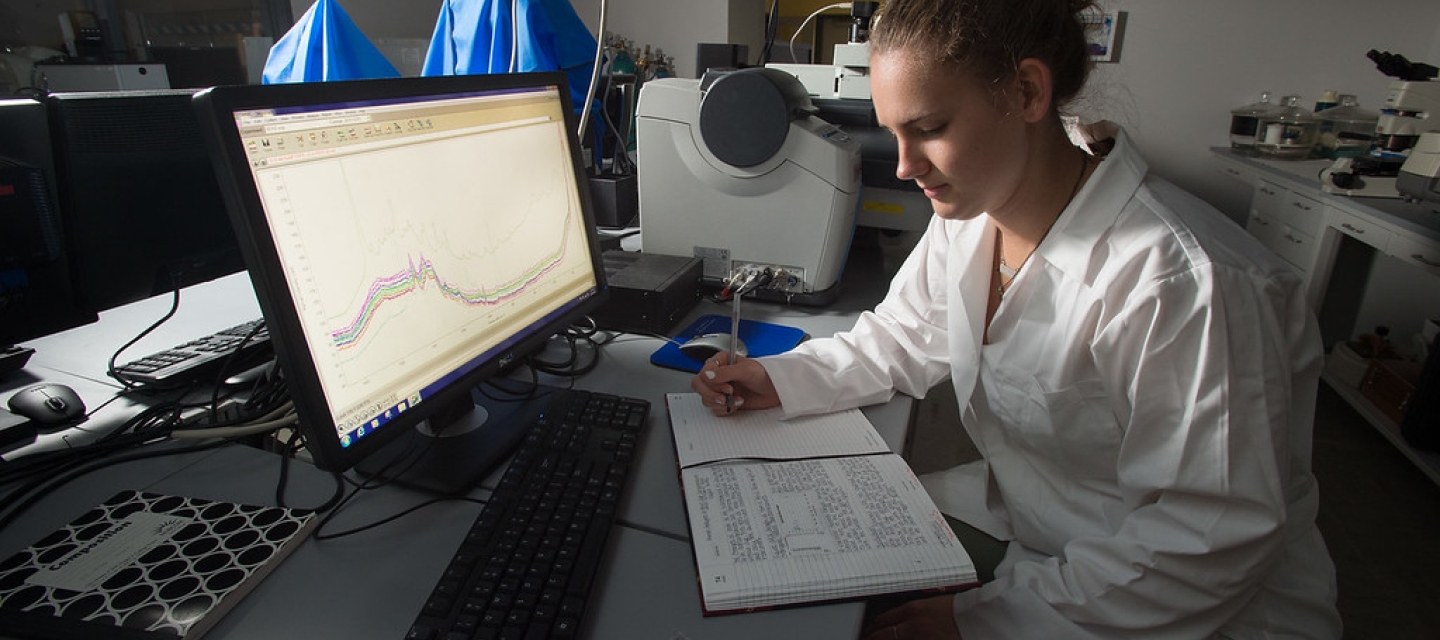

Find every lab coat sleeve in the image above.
[759,220,956,418]
[952,264,1321,639]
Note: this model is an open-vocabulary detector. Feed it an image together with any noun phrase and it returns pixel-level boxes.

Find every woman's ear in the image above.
[1013,58,1055,124]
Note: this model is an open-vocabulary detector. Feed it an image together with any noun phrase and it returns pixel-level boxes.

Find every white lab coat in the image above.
[757,126,1342,638]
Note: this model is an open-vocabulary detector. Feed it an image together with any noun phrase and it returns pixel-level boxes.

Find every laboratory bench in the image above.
[1210,147,1440,485]
[0,241,918,640]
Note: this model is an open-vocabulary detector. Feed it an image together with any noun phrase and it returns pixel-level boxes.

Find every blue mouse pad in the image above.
[650,314,808,373]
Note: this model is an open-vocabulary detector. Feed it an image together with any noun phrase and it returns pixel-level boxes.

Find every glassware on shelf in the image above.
[1314,94,1378,159]
[1229,91,1279,154]
[1255,95,1318,160]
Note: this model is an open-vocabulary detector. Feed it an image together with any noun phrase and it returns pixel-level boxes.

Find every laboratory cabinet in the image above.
[1247,179,1324,277]
[1212,147,1440,485]
[1390,233,1440,279]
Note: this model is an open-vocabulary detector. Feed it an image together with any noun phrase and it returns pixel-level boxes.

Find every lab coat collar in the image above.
[947,124,1145,415]
[1039,124,1148,284]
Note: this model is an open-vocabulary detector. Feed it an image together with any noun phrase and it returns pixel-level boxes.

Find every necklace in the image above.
[997,149,1090,296]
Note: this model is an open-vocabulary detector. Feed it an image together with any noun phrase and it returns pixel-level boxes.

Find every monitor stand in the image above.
[353,385,555,495]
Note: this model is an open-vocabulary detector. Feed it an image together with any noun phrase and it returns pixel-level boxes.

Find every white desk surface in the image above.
[1209,146,1440,241]
[1,244,909,640]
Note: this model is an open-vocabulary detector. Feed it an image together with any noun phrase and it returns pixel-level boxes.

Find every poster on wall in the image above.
[1084,12,1125,63]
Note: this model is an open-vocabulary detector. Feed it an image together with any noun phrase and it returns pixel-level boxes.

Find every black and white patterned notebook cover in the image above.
[0,490,316,639]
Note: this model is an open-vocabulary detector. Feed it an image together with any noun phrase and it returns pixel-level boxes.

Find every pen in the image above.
[727,288,741,412]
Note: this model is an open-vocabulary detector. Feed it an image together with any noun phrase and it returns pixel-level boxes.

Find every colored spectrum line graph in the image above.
[329,239,568,350]
[253,117,594,416]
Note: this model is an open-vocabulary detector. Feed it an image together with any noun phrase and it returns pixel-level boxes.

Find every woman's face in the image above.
[870,50,1031,221]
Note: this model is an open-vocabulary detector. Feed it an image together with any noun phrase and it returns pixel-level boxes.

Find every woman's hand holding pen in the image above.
[691,354,781,416]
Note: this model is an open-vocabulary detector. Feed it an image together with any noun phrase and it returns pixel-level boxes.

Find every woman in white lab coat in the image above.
[690,0,1343,637]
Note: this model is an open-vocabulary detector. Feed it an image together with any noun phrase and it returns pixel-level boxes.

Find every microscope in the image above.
[1323,50,1439,198]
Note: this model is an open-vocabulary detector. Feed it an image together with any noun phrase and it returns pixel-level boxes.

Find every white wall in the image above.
[1079,0,1440,222]
[318,0,1440,221]
[569,0,766,79]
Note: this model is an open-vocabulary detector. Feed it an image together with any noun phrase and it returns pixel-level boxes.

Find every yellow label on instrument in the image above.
[861,200,905,216]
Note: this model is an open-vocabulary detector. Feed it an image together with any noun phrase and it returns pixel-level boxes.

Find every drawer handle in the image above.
[1227,168,1241,176]
[1291,202,1311,211]
[1341,223,1365,235]
[1284,233,1302,244]
[1259,187,1276,196]
[1415,253,1440,268]
[1254,218,1270,226]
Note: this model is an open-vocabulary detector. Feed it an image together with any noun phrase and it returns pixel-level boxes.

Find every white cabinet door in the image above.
[1328,206,1393,251]
[1389,233,1440,278]
[1248,180,1323,273]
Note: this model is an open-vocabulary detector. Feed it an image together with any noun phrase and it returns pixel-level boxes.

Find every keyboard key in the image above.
[404,389,647,640]
[112,318,271,386]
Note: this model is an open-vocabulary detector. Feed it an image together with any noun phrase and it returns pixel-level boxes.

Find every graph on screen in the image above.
[252,120,594,416]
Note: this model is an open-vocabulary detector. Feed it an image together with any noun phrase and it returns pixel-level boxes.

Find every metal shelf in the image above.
[1321,372,1440,486]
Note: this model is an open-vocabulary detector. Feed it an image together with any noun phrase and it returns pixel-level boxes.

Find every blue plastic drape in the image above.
[421,0,597,112]
[263,0,400,84]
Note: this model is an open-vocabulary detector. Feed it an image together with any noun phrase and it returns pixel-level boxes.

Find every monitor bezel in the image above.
[193,73,610,474]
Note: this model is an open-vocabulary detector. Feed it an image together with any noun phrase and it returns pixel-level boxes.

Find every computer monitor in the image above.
[45,89,245,314]
[194,73,608,492]
[0,98,97,364]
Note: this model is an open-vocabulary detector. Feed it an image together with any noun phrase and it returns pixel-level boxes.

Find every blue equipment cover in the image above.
[263,0,400,84]
[421,0,597,112]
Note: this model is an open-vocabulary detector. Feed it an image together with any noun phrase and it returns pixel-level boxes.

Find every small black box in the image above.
[593,251,703,335]
[587,173,638,228]
[695,43,749,77]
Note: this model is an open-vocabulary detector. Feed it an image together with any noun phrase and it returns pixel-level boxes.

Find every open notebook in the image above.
[666,392,978,614]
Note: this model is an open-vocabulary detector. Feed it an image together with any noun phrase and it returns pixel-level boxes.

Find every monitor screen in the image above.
[0,98,97,352]
[45,89,245,313]
[194,74,607,491]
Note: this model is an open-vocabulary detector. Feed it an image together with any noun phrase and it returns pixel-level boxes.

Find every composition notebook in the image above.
[650,314,807,373]
[666,393,978,615]
[0,490,317,640]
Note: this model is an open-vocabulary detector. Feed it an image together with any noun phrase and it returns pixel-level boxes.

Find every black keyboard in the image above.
[112,318,271,386]
[406,389,648,640]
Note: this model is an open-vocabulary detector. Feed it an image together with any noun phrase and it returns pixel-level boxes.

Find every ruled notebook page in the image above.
[682,454,977,611]
[666,392,890,468]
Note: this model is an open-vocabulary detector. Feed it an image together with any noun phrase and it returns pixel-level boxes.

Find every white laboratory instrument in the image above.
[33,63,170,92]
[635,67,861,305]
[1375,80,1440,154]
[1397,132,1440,209]
[768,41,933,232]
[1323,79,1439,198]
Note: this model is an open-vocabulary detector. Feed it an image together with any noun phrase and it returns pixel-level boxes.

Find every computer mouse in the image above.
[7,383,87,426]
[678,333,748,362]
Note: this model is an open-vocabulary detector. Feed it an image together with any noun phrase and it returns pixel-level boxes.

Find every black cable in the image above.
[312,495,487,541]
[758,0,781,65]
[107,285,183,390]
[275,428,305,508]
[0,436,236,534]
[0,398,191,488]
[597,74,636,176]
[526,324,605,378]
[301,428,464,539]
[206,319,268,424]
[0,367,292,490]
[273,429,345,514]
